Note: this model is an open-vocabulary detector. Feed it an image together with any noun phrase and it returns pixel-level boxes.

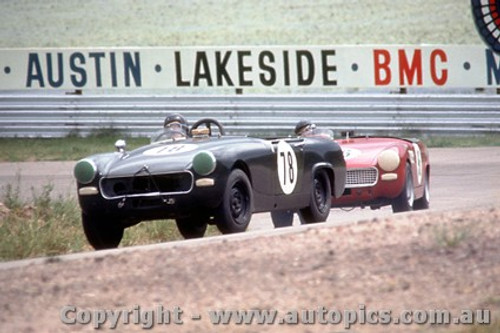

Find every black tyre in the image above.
[299,169,332,223]
[413,171,430,210]
[81,213,124,250]
[271,210,294,228]
[391,163,415,213]
[215,169,253,234]
[176,217,208,239]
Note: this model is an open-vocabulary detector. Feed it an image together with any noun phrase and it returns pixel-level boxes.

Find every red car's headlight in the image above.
[377,150,400,172]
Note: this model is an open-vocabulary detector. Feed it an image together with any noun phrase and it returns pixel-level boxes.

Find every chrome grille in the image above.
[100,172,193,199]
[345,168,378,188]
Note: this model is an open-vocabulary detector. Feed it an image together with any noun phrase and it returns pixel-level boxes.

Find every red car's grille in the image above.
[345,168,378,188]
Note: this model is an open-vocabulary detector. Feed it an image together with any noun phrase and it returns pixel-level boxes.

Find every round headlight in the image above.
[192,151,216,176]
[377,150,400,172]
[74,159,97,184]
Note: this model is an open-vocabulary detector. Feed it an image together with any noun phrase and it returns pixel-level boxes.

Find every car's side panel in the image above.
[268,139,308,211]
[221,140,278,213]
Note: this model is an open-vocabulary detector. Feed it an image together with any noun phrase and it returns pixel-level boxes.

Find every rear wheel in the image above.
[81,213,124,250]
[299,170,332,223]
[216,169,253,234]
[413,171,430,210]
[391,163,414,213]
[176,217,208,239]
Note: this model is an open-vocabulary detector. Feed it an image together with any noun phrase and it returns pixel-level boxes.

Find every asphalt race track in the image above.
[0,147,499,231]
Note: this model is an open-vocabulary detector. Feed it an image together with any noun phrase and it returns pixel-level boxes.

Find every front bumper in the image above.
[332,168,405,208]
[77,176,224,221]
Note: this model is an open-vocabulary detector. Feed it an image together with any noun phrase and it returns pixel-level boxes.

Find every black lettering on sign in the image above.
[321,50,337,86]
[89,52,105,87]
[26,53,44,87]
[283,50,290,86]
[69,52,87,87]
[110,52,118,87]
[215,51,234,86]
[237,51,252,86]
[296,50,314,86]
[486,49,500,85]
[194,51,213,86]
[174,51,190,86]
[124,52,141,87]
[25,51,142,89]
[259,51,276,86]
[170,48,341,89]
[47,53,63,88]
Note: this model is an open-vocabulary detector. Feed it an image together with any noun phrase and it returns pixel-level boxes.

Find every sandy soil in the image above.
[0,206,499,332]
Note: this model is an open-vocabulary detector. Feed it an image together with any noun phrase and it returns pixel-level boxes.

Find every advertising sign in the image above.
[1,45,499,90]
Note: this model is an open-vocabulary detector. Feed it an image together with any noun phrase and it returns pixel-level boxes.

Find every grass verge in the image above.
[0,180,220,261]
[0,134,499,162]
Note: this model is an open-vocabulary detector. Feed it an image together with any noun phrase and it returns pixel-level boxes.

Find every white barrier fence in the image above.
[0,93,499,138]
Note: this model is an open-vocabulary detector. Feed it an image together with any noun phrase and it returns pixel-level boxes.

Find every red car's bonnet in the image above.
[335,137,406,167]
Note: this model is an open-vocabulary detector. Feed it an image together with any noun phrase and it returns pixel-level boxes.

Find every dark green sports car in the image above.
[74,118,346,249]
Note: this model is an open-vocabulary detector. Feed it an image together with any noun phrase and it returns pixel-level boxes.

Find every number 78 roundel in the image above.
[276,140,298,195]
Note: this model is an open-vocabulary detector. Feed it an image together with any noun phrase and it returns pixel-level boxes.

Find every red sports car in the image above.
[333,135,430,212]
[270,125,430,228]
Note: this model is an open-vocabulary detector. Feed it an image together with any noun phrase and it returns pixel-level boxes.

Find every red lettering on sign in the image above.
[398,49,422,85]
[373,48,449,87]
[373,49,391,85]
[430,49,448,85]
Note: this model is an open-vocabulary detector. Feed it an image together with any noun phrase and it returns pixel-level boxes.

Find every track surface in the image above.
[0,147,499,229]
[0,147,499,333]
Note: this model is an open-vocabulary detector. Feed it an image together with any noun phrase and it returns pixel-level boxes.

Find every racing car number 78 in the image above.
[277,140,298,195]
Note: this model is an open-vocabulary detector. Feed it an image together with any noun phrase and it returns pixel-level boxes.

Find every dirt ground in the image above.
[0,205,498,332]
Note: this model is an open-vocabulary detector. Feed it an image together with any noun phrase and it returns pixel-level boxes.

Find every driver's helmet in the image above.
[163,113,188,137]
[294,120,316,136]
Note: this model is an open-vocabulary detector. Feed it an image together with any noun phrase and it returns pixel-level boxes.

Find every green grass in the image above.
[422,135,500,148]
[0,134,499,162]
[432,223,472,249]
[0,180,220,261]
[0,135,149,162]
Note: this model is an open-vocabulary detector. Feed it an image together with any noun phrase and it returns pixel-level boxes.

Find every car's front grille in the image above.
[100,172,193,199]
[345,168,378,188]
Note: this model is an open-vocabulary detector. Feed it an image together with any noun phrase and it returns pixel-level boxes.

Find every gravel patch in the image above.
[0,206,499,332]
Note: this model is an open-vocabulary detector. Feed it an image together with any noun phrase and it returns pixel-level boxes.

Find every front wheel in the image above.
[81,213,124,250]
[176,217,208,239]
[391,163,415,213]
[215,169,253,234]
[299,169,332,223]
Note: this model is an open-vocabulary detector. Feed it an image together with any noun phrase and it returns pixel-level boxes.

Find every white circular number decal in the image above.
[143,144,198,156]
[277,140,298,195]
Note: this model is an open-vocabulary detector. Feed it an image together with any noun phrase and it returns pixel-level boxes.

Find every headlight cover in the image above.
[377,149,400,172]
[74,159,97,184]
[192,151,216,176]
